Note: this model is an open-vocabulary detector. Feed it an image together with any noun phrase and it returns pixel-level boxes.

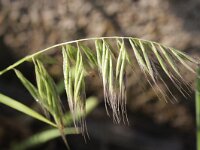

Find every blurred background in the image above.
[0,0,200,149]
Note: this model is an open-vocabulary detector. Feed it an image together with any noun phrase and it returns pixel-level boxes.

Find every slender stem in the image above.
[0,36,149,75]
[196,66,200,150]
[0,36,197,75]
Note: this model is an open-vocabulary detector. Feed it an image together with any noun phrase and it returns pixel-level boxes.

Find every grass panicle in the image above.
[15,58,69,149]
[0,36,198,148]
[62,44,87,136]
[4,37,197,123]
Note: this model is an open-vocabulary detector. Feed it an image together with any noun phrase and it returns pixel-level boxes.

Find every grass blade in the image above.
[12,128,79,150]
[196,66,200,150]
[0,93,56,127]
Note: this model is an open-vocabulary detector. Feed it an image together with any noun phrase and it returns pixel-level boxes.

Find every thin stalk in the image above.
[196,66,200,150]
[0,36,177,76]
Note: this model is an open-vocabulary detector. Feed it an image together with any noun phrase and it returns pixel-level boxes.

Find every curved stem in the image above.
[0,36,130,75]
[0,36,196,75]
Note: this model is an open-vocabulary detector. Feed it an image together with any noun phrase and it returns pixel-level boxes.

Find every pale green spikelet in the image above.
[0,36,198,146]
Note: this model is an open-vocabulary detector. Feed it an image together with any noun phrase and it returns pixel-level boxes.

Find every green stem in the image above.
[0,36,164,76]
[196,66,200,150]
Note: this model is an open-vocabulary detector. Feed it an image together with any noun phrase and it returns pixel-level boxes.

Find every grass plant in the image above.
[0,36,198,149]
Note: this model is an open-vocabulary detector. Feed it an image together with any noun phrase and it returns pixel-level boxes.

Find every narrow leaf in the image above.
[0,93,56,127]
[12,128,79,150]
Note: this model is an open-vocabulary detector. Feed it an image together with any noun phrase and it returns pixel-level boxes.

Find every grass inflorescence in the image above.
[0,36,198,149]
